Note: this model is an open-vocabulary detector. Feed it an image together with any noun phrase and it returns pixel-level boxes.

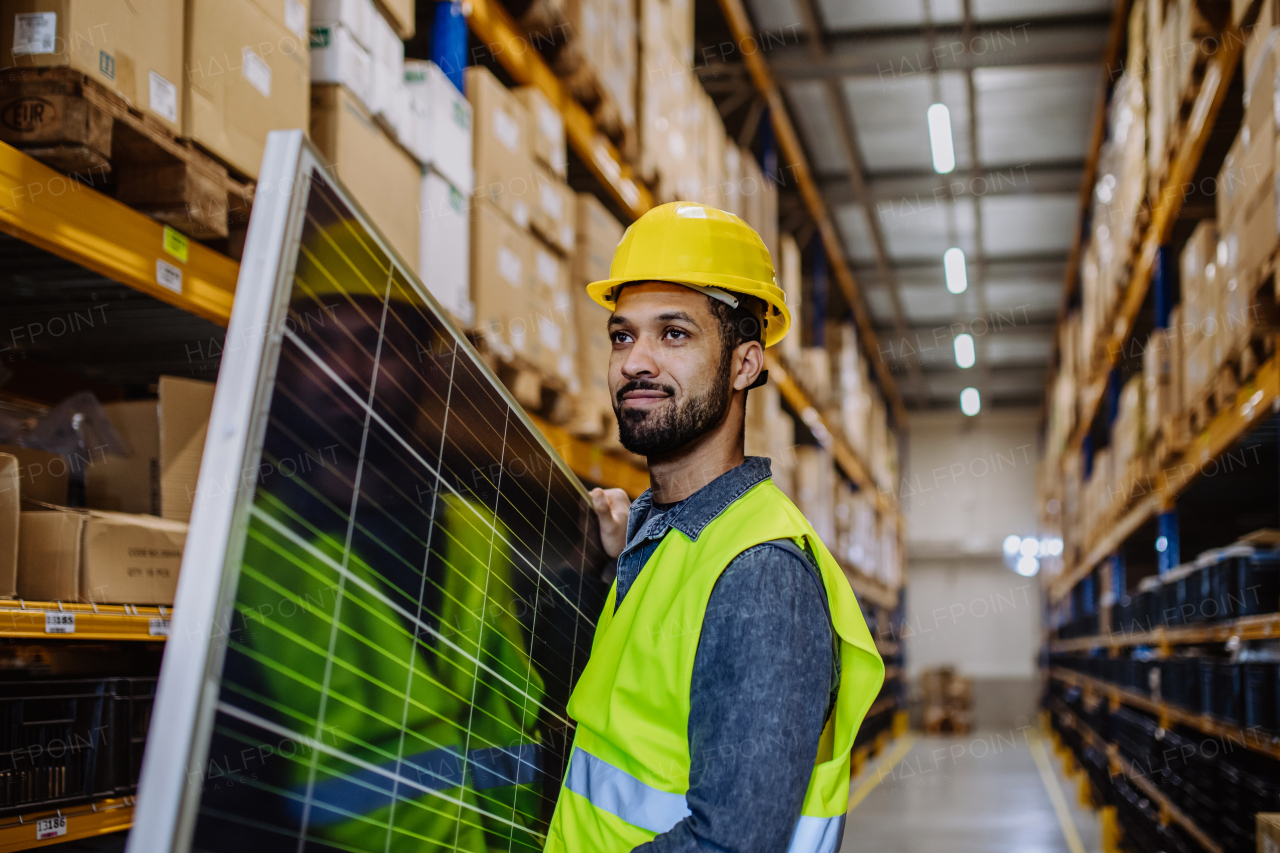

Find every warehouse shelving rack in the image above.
[0,601,170,642]
[0,797,135,853]
[1049,667,1280,763]
[1046,698,1223,853]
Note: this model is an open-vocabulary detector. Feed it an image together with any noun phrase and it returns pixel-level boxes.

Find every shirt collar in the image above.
[627,456,773,544]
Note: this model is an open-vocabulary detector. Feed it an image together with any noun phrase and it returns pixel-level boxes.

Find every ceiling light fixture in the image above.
[960,387,981,416]
[944,247,967,293]
[927,103,956,174]
[954,333,975,369]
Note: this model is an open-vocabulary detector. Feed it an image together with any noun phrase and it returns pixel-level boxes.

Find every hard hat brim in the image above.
[586,275,792,349]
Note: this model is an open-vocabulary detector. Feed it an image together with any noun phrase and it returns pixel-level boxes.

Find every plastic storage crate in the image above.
[0,677,155,815]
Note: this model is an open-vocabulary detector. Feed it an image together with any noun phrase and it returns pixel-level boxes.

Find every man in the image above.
[544,202,885,852]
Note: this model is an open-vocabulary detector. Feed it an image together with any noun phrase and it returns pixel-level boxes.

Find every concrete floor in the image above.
[843,730,1102,853]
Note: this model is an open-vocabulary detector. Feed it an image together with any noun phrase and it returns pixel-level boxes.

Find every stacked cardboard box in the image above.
[794,445,836,550]
[637,0,692,192]
[1179,220,1219,404]
[1111,374,1145,503]
[1,1,186,131]
[467,66,576,391]
[570,193,624,438]
[921,667,973,735]
[744,382,795,499]
[184,0,311,179]
[1143,326,1179,442]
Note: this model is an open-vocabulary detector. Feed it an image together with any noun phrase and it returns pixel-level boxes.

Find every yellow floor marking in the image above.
[1029,730,1088,853]
[847,733,919,812]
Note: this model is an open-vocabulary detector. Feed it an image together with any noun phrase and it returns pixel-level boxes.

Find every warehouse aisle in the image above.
[843,732,1100,853]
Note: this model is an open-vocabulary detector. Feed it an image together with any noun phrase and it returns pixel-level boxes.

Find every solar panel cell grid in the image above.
[170,150,609,852]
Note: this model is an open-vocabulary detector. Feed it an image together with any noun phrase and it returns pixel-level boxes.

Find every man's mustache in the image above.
[616,380,675,405]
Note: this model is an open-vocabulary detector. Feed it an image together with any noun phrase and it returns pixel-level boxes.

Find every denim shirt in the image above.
[615,457,837,853]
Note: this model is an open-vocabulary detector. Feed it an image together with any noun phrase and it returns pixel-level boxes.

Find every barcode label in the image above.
[36,816,67,839]
[150,618,171,637]
[45,612,75,634]
[156,258,183,293]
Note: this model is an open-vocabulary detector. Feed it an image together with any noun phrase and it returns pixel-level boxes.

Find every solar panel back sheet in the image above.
[130,131,612,853]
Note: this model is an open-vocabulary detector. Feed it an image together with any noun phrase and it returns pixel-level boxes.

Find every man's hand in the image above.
[589,487,630,559]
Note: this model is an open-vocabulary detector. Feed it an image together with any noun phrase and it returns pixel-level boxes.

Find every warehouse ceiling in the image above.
[698,0,1117,410]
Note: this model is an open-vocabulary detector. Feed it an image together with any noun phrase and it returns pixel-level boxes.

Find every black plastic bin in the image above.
[1163,658,1201,711]
[1244,663,1278,731]
[1211,662,1243,724]
[0,677,156,815]
[1226,546,1280,618]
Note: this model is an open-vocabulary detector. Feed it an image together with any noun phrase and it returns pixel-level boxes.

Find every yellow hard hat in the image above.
[587,201,791,347]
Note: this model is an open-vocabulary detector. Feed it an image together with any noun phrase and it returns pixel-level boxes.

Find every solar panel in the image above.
[129,131,612,853]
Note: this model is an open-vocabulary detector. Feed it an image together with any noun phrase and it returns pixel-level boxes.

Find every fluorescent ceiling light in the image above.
[927,103,956,174]
[1003,535,1022,556]
[1015,555,1040,577]
[944,247,967,293]
[954,333,975,368]
[1019,537,1039,558]
[960,387,981,416]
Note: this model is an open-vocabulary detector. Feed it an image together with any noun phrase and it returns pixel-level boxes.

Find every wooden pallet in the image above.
[0,67,253,241]
[519,0,637,158]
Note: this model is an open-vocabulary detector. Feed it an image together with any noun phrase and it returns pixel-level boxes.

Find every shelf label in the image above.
[45,612,75,634]
[149,618,171,637]
[36,816,67,839]
[163,225,189,263]
[156,259,183,294]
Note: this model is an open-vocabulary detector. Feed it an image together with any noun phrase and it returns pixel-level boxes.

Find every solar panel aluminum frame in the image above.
[128,129,596,853]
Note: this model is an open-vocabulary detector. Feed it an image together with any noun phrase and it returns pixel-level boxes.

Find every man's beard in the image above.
[614,362,732,457]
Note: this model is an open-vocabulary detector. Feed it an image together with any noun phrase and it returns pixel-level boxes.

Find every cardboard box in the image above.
[532,241,574,381]
[1259,812,1280,853]
[373,0,413,38]
[17,507,186,604]
[404,60,473,192]
[419,168,473,325]
[1233,165,1277,281]
[1,1,184,130]
[0,454,17,598]
[472,198,535,360]
[311,0,373,49]
[86,400,161,516]
[309,21,373,109]
[467,65,536,229]
[0,444,68,505]
[310,83,422,270]
[185,0,311,178]
[532,167,576,254]
[158,376,215,522]
[516,86,567,178]
[366,9,406,137]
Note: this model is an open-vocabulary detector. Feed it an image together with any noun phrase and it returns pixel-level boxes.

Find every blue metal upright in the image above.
[431,1,468,93]
[812,237,827,346]
[1157,509,1180,574]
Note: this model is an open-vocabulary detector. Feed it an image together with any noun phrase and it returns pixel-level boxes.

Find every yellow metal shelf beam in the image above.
[0,797,132,853]
[1050,612,1280,653]
[526,414,649,498]
[0,141,239,326]
[462,0,652,219]
[0,601,169,642]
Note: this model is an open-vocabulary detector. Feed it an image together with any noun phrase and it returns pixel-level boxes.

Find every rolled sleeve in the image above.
[636,543,834,853]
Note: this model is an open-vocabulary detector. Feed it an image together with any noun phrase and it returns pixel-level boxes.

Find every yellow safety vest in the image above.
[544,478,884,852]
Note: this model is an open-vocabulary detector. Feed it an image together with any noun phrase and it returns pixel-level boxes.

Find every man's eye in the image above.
[663,328,689,340]
[611,331,633,344]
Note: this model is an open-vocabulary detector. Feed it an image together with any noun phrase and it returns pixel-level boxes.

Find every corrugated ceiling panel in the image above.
[974,65,1099,165]
[843,72,971,173]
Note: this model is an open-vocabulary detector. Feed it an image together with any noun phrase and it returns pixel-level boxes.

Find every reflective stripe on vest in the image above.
[567,746,845,852]
[564,746,691,833]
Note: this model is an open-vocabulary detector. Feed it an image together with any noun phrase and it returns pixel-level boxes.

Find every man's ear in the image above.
[731,340,765,391]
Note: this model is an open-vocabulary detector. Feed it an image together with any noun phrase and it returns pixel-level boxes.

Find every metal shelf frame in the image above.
[0,797,133,853]
[0,601,170,642]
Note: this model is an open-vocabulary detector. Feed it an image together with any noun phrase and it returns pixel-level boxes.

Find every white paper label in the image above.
[539,183,562,221]
[493,107,519,152]
[36,817,67,840]
[512,199,529,229]
[538,104,561,142]
[13,12,57,56]
[285,0,308,39]
[156,259,183,293]
[45,612,75,634]
[539,316,561,350]
[497,246,522,287]
[149,71,178,123]
[242,46,272,98]
[560,224,574,249]
[537,251,558,288]
[149,618,171,637]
